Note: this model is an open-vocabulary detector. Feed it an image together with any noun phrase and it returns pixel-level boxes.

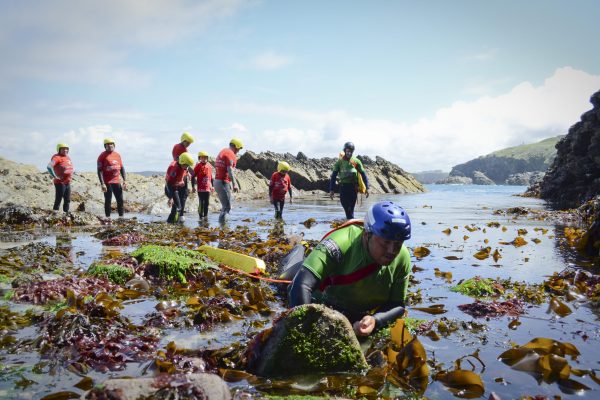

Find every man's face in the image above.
[105,143,115,152]
[182,140,191,147]
[59,148,69,155]
[344,148,353,158]
[368,234,404,265]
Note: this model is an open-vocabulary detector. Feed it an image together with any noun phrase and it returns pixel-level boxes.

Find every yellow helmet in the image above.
[178,152,194,167]
[277,161,291,172]
[180,132,195,144]
[103,138,115,145]
[56,143,69,153]
[230,138,244,150]
[198,150,209,157]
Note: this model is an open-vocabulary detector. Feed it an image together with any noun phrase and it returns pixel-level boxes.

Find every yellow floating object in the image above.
[198,245,266,274]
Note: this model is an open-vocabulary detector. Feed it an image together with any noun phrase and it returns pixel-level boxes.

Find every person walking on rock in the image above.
[47,143,74,214]
[269,161,293,219]
[214,138,243,222]
[172,132,195,216]
[193,151,214,220]
[165,152,195,223]
[97,138,127,219]
[329,142,369,219]
[285,201,411,337]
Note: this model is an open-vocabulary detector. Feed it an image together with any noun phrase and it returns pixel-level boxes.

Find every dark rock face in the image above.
[436,176,473,185]
[537,90,600,209]
[506,172,545,186]
[450,155,549,184]
[236,151,425,194]
[247,304,368,377]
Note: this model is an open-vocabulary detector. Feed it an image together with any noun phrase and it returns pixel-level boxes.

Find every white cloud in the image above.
[0,0,248,86]
[239,67,600,171]
[1,67,598,174]
[249,50,293,70]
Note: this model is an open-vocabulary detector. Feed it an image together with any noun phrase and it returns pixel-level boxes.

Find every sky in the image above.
[1,0,600,173]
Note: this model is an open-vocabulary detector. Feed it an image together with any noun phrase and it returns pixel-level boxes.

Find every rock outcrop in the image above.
[237,151,425,194]
[447,136,562,185]
[534,90,600,209]
[247,304,368,377]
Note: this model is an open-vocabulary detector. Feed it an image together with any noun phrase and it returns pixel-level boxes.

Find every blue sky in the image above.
[1,0,599,173]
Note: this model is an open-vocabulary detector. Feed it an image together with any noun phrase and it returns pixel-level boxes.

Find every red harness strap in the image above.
[318,219,381,291]
[319,261,381,291]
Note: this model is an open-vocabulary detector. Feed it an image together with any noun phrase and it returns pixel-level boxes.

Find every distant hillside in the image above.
[410,170,449,184]
[446,136,563,185]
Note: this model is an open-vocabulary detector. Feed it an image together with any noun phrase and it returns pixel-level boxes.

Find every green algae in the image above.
[451,277,503,298]
[87,263,133,284]
[131,245,212,283]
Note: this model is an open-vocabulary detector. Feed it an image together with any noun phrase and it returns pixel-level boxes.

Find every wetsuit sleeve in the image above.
[268,175,274,196]
[47,161,57,179]
[227,165,237,188]
[120,165,126,182]
[97,169,105,185]
[288,266,320,307]
[373,303,405,329]
[329,170,338,192]
[289,185,293,198]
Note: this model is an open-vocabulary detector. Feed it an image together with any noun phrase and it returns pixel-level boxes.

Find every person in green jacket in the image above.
[286,201,411,337]
[329,141,370,219]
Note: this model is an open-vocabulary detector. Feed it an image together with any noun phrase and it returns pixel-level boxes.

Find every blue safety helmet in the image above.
[343,141,355,151]
[364,201,411,241]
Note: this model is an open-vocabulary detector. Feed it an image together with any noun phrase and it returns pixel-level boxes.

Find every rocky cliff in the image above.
[443,136,562,185]
[236,150,425,194]
[533,90,600,209]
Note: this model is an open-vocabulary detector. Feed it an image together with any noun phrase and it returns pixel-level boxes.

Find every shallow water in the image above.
[1,184,599,399]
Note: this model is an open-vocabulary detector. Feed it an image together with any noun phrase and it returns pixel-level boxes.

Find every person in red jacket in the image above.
[47,143,74,214]
[97,138,127,219]
[165,152,195,223]
[193,151,214,220]
[214,138,243,222]
[269,161,293,219]
[172,132,195,217]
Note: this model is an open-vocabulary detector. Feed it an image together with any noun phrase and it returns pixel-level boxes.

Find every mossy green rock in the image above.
[87,263,133,284]
[131,245,211,283]
[248,304,368,377]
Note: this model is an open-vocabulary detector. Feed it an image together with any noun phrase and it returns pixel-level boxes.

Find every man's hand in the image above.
[352,315,376,337]
[101,183,107,193]
[233,186,239,193]
[329,191,334,200]
[122,181,127,191]
[365,190,370,198]
[167,198,173,207]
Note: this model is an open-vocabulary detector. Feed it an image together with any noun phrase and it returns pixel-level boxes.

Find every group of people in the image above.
[49,136,412,337]
[48,136,372,223]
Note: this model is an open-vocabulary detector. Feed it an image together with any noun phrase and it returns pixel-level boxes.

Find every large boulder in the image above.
[472,171,495,185]
[536,90,600,209]
[247,304,368,377]
[237,151,425,194]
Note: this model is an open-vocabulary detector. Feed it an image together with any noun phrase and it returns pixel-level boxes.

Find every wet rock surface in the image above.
[88,373,231,400]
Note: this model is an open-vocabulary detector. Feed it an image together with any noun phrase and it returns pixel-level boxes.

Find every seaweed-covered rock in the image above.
[247,304,368,377]
[131,245,213,283]
[0,205,42,224]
